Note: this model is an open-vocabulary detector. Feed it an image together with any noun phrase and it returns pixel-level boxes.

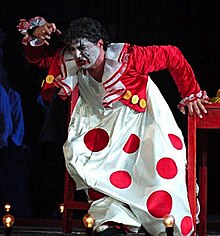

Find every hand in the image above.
[32,22,61,46]
[179,98,212,118]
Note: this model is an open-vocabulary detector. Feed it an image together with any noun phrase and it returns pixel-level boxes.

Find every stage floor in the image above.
[0,228,220,235]
[1,215,220,235]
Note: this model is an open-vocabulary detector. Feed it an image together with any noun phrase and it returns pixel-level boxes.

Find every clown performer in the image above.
[17,16,211,236]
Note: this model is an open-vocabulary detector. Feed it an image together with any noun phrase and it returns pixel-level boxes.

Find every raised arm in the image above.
[17,16,62,69]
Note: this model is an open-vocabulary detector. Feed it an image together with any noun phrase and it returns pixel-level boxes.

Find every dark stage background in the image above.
[0,0,219,219]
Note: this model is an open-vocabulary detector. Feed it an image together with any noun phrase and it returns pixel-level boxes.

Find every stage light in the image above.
[163,214,175,236]
[83,213,95,236]
[2,213,15,236]
[58,203,64,213]
[4,203,11,212]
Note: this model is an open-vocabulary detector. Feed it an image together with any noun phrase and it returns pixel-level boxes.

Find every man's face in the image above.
[67,38,101,70]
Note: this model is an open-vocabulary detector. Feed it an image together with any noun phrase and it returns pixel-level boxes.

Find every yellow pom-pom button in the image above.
[123,90,132,100]
[139,98,147,108]
[46,75,54,84]
[131,95,139,104]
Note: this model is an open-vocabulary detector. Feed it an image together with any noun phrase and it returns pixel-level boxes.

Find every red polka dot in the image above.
[84,128,109,152]
[146,190,172,218]
[88,188,106,201]
[156,158,177,179]
[180,216,193,235]
[110,171,132,189]
[123,134,140,153]
[168,134,183,150]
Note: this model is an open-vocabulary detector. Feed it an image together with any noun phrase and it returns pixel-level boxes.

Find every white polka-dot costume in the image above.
[63,77,194,236]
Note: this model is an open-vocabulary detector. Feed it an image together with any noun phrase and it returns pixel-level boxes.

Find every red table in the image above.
[187,103,220,236]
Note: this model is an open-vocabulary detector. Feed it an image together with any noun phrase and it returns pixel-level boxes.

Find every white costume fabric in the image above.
[63,76,193,236]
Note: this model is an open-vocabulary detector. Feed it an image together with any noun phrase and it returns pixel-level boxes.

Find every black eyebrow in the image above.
[79,39,83,47]
[77,43,87,50]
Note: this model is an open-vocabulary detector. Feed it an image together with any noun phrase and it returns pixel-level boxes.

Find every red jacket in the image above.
[24,43,203,112]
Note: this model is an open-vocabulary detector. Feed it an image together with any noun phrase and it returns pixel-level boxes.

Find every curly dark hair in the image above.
[62,17,110,51]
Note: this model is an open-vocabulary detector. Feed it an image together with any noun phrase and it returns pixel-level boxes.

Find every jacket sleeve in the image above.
[23,44,61,70]
[23,44,63,102]
[129,45,201,99]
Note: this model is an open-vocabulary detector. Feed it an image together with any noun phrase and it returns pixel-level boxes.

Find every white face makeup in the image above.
[67,38,101,70]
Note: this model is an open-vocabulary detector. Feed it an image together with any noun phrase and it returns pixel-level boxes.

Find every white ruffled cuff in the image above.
[17,16,46,46]
[178,90,209,108]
